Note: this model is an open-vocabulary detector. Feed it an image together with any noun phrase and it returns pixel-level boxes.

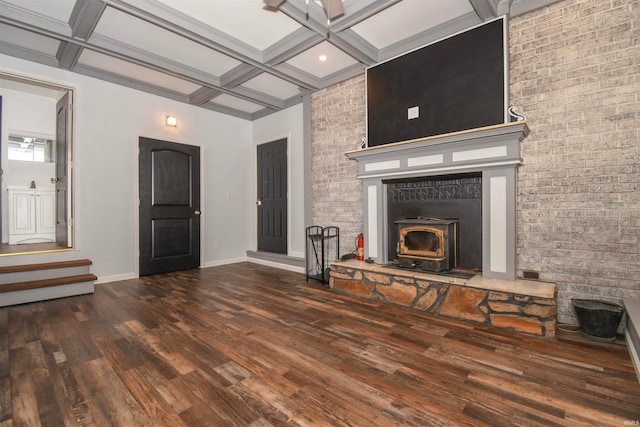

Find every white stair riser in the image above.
[0,265,91,285]
[0,281,94,307]
[0,249,84,267]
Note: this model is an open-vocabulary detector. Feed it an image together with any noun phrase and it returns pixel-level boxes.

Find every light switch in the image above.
[408,106,419,120]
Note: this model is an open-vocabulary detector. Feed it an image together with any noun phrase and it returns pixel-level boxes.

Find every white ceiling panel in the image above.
[0,0,562,119]
[78,49,202,95]
[92,7,242,76]
[285,41,358,78]
[351,0,476,49]
[157,0,302,50]
[241,73,302,100]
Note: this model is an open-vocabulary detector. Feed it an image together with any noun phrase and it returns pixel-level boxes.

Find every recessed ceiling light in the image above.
[319,54,328,62]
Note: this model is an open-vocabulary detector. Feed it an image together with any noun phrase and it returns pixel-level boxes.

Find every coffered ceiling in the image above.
[0,0,560,120]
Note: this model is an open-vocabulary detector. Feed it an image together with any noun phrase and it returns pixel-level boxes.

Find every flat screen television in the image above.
[366,16,508,147]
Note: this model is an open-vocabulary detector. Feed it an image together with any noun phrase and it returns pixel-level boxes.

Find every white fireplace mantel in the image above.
[345,122,529,281]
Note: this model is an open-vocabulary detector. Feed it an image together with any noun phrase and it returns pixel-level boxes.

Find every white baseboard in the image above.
[95,272,137,284]
[247,257,305,274]
[202,257,247,269]
[625,326,640,384]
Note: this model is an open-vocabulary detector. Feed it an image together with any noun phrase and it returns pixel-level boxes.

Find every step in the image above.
[0,276,96,307]
[0,259,93,285]
[0,248,87,267]
[0,258,96,307]
[623,299,640,383]
[0,273,97,294]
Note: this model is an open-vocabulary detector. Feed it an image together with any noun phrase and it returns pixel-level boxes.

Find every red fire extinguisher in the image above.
[357,233,364,261]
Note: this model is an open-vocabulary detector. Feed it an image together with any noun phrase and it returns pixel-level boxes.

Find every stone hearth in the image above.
[330,259,557,338]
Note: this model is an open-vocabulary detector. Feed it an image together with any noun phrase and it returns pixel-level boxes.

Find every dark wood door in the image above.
[257,139,287,254]
[139,137,200,276]
[55,92,72,247]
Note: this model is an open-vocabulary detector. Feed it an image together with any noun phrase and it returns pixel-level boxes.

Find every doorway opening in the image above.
[0,73,74,256]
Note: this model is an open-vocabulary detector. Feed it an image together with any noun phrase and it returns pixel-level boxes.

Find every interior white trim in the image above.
[365,159,401,172]
[407,154,443,167]
[489,175,507,273]
[452,145,508,162]
[367,185,378,258]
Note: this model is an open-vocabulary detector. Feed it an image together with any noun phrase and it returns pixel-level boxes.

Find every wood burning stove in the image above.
[395,218,459,272]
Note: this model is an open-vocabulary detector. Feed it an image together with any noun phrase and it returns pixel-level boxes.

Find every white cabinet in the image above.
[7,187,56,244]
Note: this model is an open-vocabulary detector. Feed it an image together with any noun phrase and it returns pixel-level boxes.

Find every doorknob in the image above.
[51,177,59,183]
[194,210,201,215]
[256,199,262,206]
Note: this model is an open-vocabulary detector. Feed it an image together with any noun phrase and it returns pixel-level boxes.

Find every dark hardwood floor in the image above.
[1,262,639,426]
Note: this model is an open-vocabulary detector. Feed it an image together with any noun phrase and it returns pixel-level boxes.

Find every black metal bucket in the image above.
[572,299,625,342]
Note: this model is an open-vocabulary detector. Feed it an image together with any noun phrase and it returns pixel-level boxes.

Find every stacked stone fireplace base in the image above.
[329,260,557,338]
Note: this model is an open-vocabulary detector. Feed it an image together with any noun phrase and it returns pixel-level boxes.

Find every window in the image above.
[7,134,55,163]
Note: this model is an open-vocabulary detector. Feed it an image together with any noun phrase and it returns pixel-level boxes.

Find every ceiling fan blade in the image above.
[263,0,286,10]
[319,0,344,20]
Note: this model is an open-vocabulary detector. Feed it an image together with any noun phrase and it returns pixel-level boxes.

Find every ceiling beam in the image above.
[263,28,324,67]
[69,0,107,40]
[231,86,286,110]
[0,40,59,68]
[189,86,223,106]
[220,63,264,89]
[468,0,497,20]
[495,0,514,15]
[0,1,70,35]
[73,62,191,104]
[56,41,83,70]
[510,0,564,16]
[327,30,378,66]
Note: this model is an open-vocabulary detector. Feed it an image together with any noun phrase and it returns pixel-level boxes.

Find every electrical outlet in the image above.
[407,106,419,120]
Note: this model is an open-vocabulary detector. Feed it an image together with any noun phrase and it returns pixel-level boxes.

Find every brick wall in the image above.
[510,0,639,322]
[310,0,639,323]
[310,76,366,256]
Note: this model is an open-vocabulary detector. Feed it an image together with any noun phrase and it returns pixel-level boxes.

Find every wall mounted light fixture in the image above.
[166,116,177,127]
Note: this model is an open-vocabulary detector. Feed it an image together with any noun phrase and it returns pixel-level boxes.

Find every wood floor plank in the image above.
[0,346,10,424]
[117,367,189,427]
[10,344,43,426]
[0,376,10,425]
[46,350,94,425]
[0,262,639,426]
[72,357,151,426]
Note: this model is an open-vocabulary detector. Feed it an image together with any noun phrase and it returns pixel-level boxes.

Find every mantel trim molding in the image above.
[345,122,529,281]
